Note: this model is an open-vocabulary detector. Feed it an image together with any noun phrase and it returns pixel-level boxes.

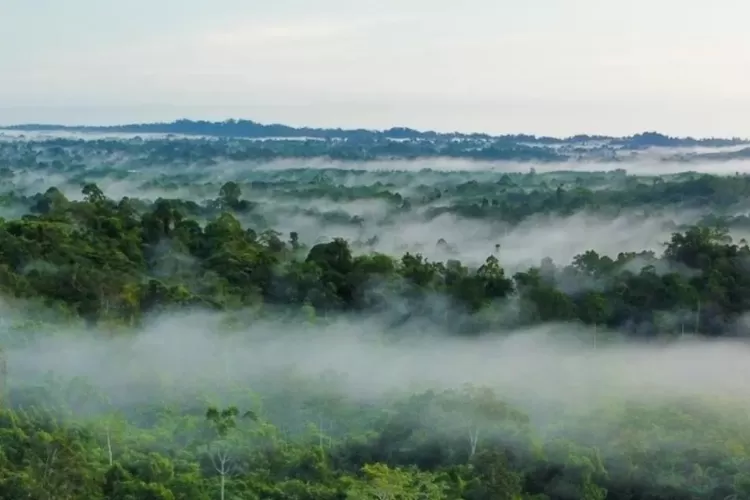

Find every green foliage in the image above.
[1,136,750,498]
[2,176,745,336]
[0,380,748,499]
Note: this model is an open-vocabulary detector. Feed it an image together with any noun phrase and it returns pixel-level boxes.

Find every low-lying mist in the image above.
[267,209,707,270]
[9,309,750,435]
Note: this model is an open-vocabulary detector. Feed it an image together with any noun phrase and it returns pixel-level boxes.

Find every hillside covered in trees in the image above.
[1,134,750,498]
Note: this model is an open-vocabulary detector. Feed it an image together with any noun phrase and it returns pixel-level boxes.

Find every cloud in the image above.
[4,1,750,136]
[201,19,363,47]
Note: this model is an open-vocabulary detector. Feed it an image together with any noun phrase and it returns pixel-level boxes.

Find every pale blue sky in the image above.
[2,1,749,136]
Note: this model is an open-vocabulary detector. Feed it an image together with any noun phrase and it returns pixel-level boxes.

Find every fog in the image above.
[3,135,750,492]
[6,308,750,443]
[195,157,750,176]
[286,210,704,270]
[4,149,750,271]
[247,200,742,273]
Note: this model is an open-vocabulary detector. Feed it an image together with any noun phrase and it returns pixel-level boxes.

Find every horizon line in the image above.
[1,118,748,142]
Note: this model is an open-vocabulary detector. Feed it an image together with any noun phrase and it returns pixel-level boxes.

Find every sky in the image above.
[2,0,750,137]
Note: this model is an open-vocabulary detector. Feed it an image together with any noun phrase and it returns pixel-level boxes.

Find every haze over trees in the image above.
[4,120,750,163]
[0,123,750,498]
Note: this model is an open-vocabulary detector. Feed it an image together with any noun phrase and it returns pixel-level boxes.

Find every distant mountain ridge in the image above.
[2,119,747,148]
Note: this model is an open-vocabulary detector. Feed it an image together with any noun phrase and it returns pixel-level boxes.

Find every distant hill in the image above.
[2,119,747,148]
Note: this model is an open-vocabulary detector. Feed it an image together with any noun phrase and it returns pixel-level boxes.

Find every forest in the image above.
[6,120,748,148]
[1,131,750,498]
[5,123,750,164]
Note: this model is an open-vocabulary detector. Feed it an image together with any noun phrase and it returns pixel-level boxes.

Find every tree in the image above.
[202,406,257,500]
[439,386,528,461]
[345,463,448,500]
[577,291,610,345]
[82,183,106,204]
[218,182,242,209]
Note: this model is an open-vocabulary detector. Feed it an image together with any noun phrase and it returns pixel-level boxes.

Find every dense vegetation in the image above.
[4,121,750,163]
[1,134,750,498]
[5,120,748,148]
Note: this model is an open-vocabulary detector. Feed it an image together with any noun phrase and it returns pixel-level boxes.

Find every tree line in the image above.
[5,120,745,148]
[0,181,746,338]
